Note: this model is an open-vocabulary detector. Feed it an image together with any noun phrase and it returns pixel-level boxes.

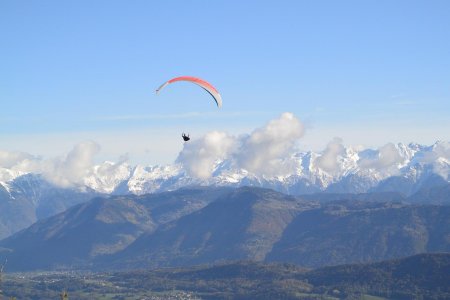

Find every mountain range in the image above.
[1,141,449,197]
[0,141,448,240]
[1,186,448,272]
[0,141,448,273]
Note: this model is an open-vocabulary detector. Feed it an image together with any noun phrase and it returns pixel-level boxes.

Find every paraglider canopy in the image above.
[156,76,222,108]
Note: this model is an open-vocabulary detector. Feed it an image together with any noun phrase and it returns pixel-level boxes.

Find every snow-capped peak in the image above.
[1,142,448,196]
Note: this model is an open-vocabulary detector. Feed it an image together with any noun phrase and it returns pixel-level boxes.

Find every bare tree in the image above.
[0,259,7,300]
[60,290,69,300]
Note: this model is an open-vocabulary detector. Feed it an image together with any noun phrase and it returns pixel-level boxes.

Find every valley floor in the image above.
[1,253,449,300]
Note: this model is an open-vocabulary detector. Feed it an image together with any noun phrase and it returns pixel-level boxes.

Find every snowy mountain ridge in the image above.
[1,141,449,197]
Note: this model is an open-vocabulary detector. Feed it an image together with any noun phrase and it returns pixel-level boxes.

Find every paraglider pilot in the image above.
[182,133,190,142]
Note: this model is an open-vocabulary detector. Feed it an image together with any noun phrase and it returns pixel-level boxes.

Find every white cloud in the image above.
[40,141,101,188]
[177,131,236,179]
[358,143,404,173]
[0,141,129,188]
[1,113,447,187]
[94,154,129,178]
[0,150,34,169]
[315,137,345,173]
[419,141,450,163]
[177,112,305,178]
[417,141,450,179]
[235,112,304,176]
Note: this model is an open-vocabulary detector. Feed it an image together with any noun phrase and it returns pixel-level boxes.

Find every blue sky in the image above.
[1,1,449,164]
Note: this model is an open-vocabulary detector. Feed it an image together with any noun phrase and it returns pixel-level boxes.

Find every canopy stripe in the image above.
[156,76,222,108]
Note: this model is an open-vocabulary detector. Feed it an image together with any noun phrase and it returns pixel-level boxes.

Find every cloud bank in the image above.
[177,131,236,179]
[38,141,101,187]
[0,150,34,169]
[315,138,346,173]
[358,142,404,173]
[418,141,450,179]
[0,113,448,187]
[0,141,128,188]
[1,113,306,185]
[177,112,304,178]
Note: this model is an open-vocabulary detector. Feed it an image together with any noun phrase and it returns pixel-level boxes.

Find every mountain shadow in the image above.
[267,201,450,267]
[0,196,154,271]
[0,187,233,271]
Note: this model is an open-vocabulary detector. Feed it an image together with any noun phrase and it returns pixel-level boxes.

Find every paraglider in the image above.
[182,133,190,142]
[156,76,222,141]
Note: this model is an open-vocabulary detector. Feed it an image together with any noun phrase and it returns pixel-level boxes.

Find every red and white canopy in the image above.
[156,76,222,108]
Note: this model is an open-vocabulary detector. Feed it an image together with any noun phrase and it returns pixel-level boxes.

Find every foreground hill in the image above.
[2,253,449,299]
[1,187,448,272]
[303,252,450,299]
